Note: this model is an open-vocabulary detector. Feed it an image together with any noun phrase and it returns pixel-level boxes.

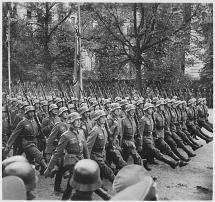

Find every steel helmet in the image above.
[176,100,183,106]
[197,98,203,103]
[119,99,129,107]
[92,101,99,107]
[125,104,135,112]
[110,103,121,112]
[155,100,165,107]
[55,97,63,104]
[181,100,187,105]
[2,155,28,171]
[67,112,81,123]
[164,98,171,104]
[41,100,48,106]
[152,97,159,104]
[145,98,152,103]
[33,99,40,105]
[17,95,22,100]
[187,99,194,106]
[143,103,154,111]
[59,107,69,116]
[173,95,178,100]
[78,106,90,115]
[94,110,106,121]
[68,103,75,109]
[3,161,37,192]
[2,176,26,200]
[103,99,111,106]
[49,104,58,112]
[136,99,144,106]
[80,102,88,108]
[11,98,17,103]
[20,101,29,109]
[24,106,35,114]
[70,159,102,192]
[115,96,121,102]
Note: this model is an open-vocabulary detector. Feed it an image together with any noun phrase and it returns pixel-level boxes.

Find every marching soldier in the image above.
[41,104,60,138]
[139,103,179,169]
[87,110,115,183]
[121,104,150,170]
[79,106,93,139]
[4,106,47,174]
[135,99,144,121]
[106,103,127,171]
[45,112,89,200]
[202,98,213,129]
[37,100,49,123]
[153,100,188,167]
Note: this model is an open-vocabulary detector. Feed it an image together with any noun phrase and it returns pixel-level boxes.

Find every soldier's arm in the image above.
[82,132,90,159]
[45,124,60,154]
[87,128,98,155]
[41,118,52,136]
[139,117,146,138]
[47,133,69,170]
[6,121,24,148]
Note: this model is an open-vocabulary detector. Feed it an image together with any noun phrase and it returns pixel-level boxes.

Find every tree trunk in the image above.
[135,62,142,95]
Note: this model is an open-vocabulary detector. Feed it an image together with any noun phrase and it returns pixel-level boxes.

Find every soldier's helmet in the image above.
[24,106,35,114]
[181,100,187,105]
[170,99,177,104]
[152,97,159,104]
[41,100,48,106]
[173,95,178,100]
[110,103,121,112]
[192,98,197,103]
[33,99,40,105]
[59,107,69,116]
[2,155,28,171]
[103,99,111,106]
[155,100,165,107]
[143,103,154,111]
[80,102,88,108]
[115,96,122,102]
[70,159,102,192]
[119,99,129,107]
[125,104,135,112]
[78,106,90,115]
[145,98,152,103]
[164,98,171,104]
[92,101,99,107]
[112,165,157,201]
[2,176,26,200]
[67,112,81,124]
[68,103,75,109]
[93,110,106,121]
[47,96,53,102]
[187,99,194,106]
[3,161,37,192]
[176,100,183,106]
[20,101,29,109]
[197,98,203,104]
[136,99,144,106]
[49,104,58,112]
[55,98,63,104]
[11,98,17,103]
[17,95,22,100]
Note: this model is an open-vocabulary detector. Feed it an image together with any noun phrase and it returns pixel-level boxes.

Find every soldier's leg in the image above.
[196,125,213,140]
[155,138,180,161]
[198,120,213,133]
[206,119,213,129]
[164,132,189,162]
[183,129,202,147]
[100,161,115,183]
[171,131,196,158]
[121,147,130,162]
[144,142,179,169]
[54,159,65,193]
[62,165,74,200]
[111,149,127,170]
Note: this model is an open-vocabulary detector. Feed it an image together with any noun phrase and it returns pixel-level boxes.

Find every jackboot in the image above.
[158,156,179,169]
[172,148,190,162]
[168,151,180,161]
[142,159,151,171]
[178,160,188,167]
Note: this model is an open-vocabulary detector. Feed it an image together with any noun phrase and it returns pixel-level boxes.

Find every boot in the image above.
[142,159,151,171]
[188,151,196,158]
[173,149,190,162]
[206,138,213,144]
[158,156,179,169]
[168,151,180,161]
[40,159,47,175]
[178,160,188,167]
[191,144,201,151]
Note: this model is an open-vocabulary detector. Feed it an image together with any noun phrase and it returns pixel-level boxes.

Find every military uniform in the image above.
[80,117,93,139]
[106,115,127,170]
[6,117,44,164]
[87,124,115,182]
[121,116,142,165]
[202,102,213,128]
[41,116,61,138]
[48,127,89,200]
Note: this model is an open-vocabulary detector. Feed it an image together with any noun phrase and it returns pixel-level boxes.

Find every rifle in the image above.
[4,94,12,136]
[40,83,47,100]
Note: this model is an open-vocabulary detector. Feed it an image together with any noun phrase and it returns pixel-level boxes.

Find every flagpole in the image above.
[7,11,11,95]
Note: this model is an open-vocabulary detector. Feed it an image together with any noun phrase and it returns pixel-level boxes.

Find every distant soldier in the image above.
[202,98,213,129]
[87,110,115,183]
[135,99,144,121]
[37,100,49,123]
[45,112,89,200]
[41,104,60,138]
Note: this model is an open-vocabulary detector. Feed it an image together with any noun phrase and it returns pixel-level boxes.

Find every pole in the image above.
[78,3,83,91]
[7,11,11,95]
[73,16,77,83]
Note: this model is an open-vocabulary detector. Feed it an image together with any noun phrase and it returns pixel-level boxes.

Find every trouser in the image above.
[170,131,193,155]
[24,144,43,164]
[122,146,142,165]
[154,137,180,161]
[176,128,196,148]
[164,131,187,160]
[62,165,75,200]
[54,159,65,191]
[187,124,211,140]
[91,153,115,183]
[182,129,199,145]
[106,147,127,170]
[198,120,213,133]
[206,119,213,129]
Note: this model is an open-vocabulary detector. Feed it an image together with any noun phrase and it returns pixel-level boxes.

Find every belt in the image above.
[92,148,104,153]
[22,136,35,141]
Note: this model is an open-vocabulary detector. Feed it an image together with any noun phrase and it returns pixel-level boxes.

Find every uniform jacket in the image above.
[48,128,89,170]
[81,118,93,139]
[41,116,61,137]
[12,112,24,130]
[45,121,69,154]
[162,108,171,131]
[153,110,165,139]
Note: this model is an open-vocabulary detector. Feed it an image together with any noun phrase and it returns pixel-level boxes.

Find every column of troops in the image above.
[2,87,213,200]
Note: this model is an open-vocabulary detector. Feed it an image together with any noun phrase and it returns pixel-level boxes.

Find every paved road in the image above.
[33,109,213,200]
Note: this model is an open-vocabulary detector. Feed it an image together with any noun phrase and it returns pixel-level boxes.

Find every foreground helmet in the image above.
[110,103,121,112]
[59,107,69,116]
[49,104,58,112]
[67,112,81,124]
[3,161,37,192]
[94,110,106,121]
[24,106,35,114]
[2,155,28,171]
[70,159,102,192]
